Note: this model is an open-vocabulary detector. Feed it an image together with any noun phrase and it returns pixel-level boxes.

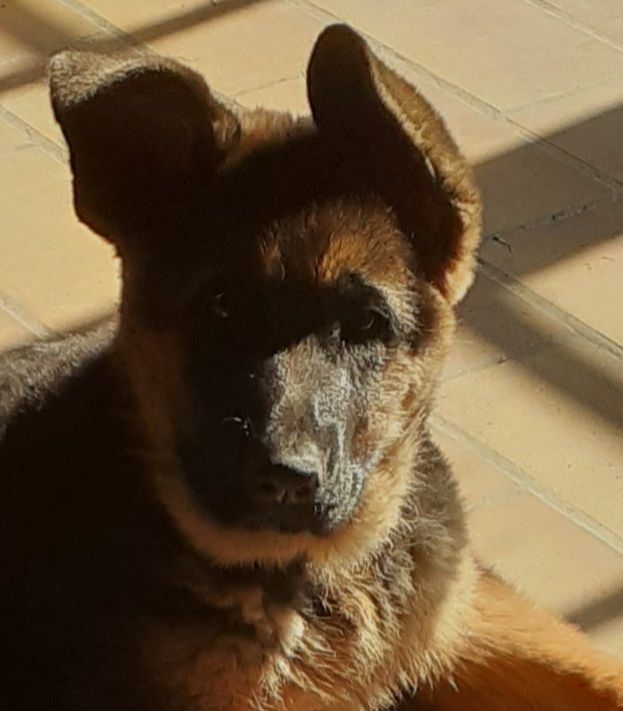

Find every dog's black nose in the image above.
[255,464,318,507]
[249,463,321,534]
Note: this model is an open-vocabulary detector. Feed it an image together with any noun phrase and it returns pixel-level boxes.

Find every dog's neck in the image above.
[160,444,467,653]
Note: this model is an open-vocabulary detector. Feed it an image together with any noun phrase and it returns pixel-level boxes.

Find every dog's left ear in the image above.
[308,25,482,304]
[49,51,240,244]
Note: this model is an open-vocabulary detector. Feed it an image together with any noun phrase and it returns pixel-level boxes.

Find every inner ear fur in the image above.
[307,25,482,304]
[49,51,240,242]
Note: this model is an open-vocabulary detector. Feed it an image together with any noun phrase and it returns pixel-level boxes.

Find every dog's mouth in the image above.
[177,441,352,538]
[238,500,340,537]
[154,431,403,569]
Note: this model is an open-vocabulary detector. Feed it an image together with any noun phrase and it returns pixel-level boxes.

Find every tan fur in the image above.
[410,572,623,710]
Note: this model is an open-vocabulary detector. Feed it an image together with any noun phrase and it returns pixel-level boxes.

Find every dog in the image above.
[1,24,622,710]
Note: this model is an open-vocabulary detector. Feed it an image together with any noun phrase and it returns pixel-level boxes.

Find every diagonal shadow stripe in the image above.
[459,272,623,430]
[566,585,623,632]
[0,0,78,54]
[0,0,270,93]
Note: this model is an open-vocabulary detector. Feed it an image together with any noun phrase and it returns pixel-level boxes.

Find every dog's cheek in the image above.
[120,327,189,450]
[361,356,420,454]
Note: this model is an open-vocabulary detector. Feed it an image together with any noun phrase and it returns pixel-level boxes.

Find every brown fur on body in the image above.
[1,24,622,711]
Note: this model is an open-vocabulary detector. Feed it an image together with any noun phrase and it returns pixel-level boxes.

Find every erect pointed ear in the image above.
[307,25,482,304]
[49,51,240,243]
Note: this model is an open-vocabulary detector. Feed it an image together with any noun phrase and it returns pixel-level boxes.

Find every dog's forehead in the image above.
[205,124,416,290]
[149,116,417,306]
[258,201,414,291]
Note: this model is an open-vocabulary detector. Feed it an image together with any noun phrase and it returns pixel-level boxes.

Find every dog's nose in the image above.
[255,464,318,506]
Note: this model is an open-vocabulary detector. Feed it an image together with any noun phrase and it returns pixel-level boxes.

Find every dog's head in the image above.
[50,26,481,567]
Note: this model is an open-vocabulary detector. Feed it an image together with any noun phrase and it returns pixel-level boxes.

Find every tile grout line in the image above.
[0,291,51,339]
[520,0,623,55]
[441,352,517,385]
[487,193,619,240]
[431,414,623,557]
[507,71,623,114]
[477,260,623,361]
[50,0,139,47]
[486,117,623,194]
[234,73,303,100]
[440,248,623,382]
[0,103,66,162]
[292,0,623,195]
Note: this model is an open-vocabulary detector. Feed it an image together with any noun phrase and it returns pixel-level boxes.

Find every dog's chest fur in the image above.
[142,577,319,709]
[141,556,410,711]
[0,333,431,710]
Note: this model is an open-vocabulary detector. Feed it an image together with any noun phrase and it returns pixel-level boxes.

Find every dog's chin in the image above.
[239,516,336,539]
[151,460,406,568]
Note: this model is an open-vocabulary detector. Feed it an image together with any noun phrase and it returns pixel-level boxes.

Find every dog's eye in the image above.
[340,306,394,345]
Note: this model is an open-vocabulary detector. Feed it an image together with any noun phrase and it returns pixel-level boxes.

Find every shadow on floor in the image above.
[566,585,623,633]
[0,0,269,93]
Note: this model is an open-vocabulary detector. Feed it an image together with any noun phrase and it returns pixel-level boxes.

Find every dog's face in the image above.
[174,200,421,538]
[50,26,481,567]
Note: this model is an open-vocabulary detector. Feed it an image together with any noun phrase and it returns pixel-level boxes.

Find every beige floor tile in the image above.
[443,272,555,380]
[0,0,98,66]
[0,308,33,352]
[430,425,519,511]
[1,146,119,331]
[510,78,623,182]
[74,0,206,32]
[309,0,623,110]
[236,77,310,117]
[481,199,623,346]
[382,59,524,166]
[234,64,610,236]
[149,1,325,97]
[1,79,64,148]
[475,143,608,236]
[438,342,623,540]
[470,492,623,658]
[445,274,518,380]
[238,68,528,163]
[0,115,29,153]
[548,0,623,46]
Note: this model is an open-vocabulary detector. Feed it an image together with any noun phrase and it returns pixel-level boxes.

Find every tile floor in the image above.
[1,0,622,658]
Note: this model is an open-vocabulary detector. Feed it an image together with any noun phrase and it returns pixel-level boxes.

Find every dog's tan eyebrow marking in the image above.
[335,271,418,335]
[336,272,391,311]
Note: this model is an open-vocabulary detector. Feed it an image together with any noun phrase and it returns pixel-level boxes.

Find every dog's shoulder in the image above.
[0,317,117,433]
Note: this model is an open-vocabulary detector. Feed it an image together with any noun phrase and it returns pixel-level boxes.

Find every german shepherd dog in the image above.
[1,24,622,711]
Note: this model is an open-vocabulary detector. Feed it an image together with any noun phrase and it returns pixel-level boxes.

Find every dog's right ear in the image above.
[49,51,240,244]
[307,25,481,305]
